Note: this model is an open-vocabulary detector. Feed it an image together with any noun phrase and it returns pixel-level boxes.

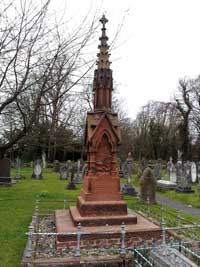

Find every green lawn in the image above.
[0,168,81,267]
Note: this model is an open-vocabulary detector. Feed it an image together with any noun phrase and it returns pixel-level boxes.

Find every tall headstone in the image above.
[66,160,72,179]
[176,161,194,193]
[166,157,173,177]
[32,160,43,179]
[124,152,133,184]
[66,162,76,190]
[191,161,197,184]
[0,158,11,185]
[197,161,200,180]
[154,159,162,180]
[59,165,68,180]
[122,152,137,196]
[15,157,25,180]
[139,167,157,204]
[169,163,177,183]
[74,159,81,184]
[42,151,47,169]
[184,161,191,183]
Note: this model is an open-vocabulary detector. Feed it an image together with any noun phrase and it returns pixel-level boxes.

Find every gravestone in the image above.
[65,160,72,179]
[66,162,76,190]
[175,164,194,193]
[197,161,200,180]
[191,161,197,184]
[166,157,173,177]
[0,158,12,186]
[74,159,81,184]
[184,161,191,183]
[59,165,68,180]
[150,245,198,267]
[169,163,177,183]
[15,157,25,180]
[42,151,47,169]
[32,160,43,179]
[157,180,176,190]
[122,152,137,196]
[154,159,162,180]
[53,160,60,173]
[123,152,134,183]
[139,167,157,203]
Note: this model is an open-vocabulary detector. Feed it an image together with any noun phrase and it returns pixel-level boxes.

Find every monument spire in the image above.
[93,14,113,111]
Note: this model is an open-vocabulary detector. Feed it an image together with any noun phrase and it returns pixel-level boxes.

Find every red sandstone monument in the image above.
[56,15,160,249]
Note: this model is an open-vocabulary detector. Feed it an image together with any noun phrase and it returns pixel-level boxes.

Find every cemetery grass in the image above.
[0,168,81,267]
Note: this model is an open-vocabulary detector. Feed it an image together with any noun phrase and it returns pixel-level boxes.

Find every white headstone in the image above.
[191,162,197,183]
[34,162,42,179]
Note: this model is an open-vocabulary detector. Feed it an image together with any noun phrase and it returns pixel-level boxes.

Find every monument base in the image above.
[55,209,161,250]
[0,177,12,186]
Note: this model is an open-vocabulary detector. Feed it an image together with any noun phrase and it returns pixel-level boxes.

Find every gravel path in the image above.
[156,193,200,219]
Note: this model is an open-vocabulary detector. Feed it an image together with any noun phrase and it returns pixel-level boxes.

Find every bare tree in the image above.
[0,0,99,158]
[175,79,192,160]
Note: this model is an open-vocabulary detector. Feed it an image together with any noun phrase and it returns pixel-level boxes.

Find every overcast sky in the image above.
[50,0,200,119]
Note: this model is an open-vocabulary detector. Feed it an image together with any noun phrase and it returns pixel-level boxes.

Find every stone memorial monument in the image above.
[15,157,25,180]
[59,165,68,180]
[139,167,157,203]
[191,161,197,184]
[176,161,194,193]
[184,160,191,183]
[73,159,81,184]
[122,152,137,196]
[197,161,200,180]
[42,151,47,169]
[0,158,12,186]
[21,16,161,267]
[55,16,160,251]
[32,160,43,179]
[168,158,177,183]
[66,162,76,190]
[154,159,162,180]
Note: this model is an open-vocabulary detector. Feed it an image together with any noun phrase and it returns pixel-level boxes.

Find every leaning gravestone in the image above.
[0,158,12,186]
[59,165,68,180]
[191,161,197,184]
[139,167,157,203]
[32,160,43,179]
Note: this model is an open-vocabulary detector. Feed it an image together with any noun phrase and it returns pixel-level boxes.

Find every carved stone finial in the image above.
[100,14,108,28]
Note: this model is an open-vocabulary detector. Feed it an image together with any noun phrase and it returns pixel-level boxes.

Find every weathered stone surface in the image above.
[139,167,157,203]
